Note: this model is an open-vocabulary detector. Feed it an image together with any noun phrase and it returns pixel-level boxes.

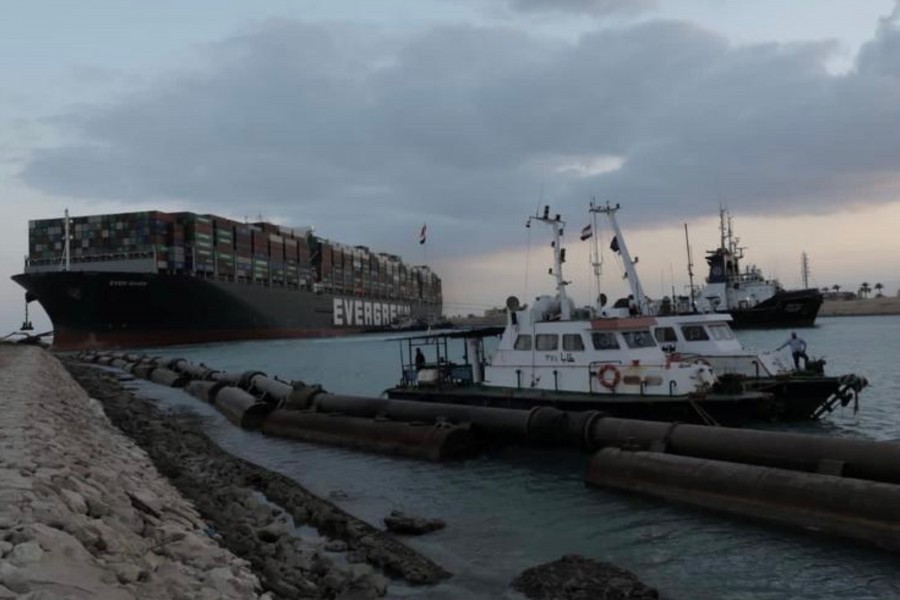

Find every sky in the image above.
[2,0,900,332]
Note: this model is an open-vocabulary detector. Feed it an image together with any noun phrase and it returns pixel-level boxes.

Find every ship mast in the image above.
[527,206,571,320]
[62,208,71,272]
[801,251,810,289]
[590,202,647,314]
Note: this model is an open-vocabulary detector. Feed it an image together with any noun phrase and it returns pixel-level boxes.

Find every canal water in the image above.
[131,315,900,599]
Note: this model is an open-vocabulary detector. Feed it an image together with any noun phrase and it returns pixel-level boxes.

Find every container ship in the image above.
[11,210,443,350]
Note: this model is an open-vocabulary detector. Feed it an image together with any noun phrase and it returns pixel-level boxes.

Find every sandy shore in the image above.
[819,297,900,317]
[0,345,448,599]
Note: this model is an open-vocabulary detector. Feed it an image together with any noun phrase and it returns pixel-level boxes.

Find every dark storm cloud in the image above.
[20,10,900,257]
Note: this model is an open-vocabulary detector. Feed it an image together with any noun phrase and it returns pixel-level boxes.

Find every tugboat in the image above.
[387,206,775,426]
[692,208,823,328]
[589,202,866,420]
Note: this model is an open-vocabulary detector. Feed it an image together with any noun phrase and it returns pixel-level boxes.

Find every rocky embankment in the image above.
[0,345,448,599]
[0,344,261,599]
[820,297,900,317]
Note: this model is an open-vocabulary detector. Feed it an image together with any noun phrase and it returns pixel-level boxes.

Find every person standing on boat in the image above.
[627,295,639,316]
[415,348,426,371]
[777,332,809,371]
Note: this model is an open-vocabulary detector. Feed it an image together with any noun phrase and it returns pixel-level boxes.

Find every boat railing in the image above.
[402,360,473,388]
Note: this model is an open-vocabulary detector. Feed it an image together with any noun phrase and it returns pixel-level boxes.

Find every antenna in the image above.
[684,223,697,313]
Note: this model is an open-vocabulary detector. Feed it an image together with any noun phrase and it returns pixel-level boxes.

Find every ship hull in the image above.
[12,271,441,351]
[724,288,823,329]
[386,386,776,426]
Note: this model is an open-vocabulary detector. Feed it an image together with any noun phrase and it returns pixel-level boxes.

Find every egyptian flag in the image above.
[580,224,592,241]
[610,236,620,253]
[419,223,427,245]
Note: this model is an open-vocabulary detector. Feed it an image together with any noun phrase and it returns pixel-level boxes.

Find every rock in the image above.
[353,571,388,596]
[86,497,113,519]
[323,565,354,590]
[257,523,286,544]
[383,510,445,536]
[0,563,29,595]
[112,562,144,584]
[324,540,348,552]
[8,540,43,565]
[511,554,659,600]
[336,586,381,600]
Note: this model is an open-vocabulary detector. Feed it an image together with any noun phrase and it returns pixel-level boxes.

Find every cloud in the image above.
[18,11,900,262]
[504,0,655,17]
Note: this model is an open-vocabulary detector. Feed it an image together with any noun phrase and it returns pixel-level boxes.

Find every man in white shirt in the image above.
[777,332,809,370]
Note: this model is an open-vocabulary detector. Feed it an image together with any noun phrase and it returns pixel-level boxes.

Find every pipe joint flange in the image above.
[239,370,267,390]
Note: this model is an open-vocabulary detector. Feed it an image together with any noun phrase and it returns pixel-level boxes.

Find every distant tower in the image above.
[801,251,810,289]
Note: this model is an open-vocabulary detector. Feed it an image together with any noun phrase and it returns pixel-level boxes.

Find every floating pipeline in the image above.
[213,386,272,429]
[76,351,900,553]
[185,380,226,403]
[261,410,474,461]
[586,417,900,485]
[84,353,477,461]
[585,448,900,554]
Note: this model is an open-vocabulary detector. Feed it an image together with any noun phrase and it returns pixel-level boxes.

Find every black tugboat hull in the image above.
[725,288,823,329]
[385,386,778,426]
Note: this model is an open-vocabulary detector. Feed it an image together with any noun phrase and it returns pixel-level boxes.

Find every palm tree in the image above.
[860,282,871,299]
[832,284,841,293]
[875,282,884,298]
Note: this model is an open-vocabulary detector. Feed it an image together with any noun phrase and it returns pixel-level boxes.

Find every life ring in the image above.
[597,364,621,390]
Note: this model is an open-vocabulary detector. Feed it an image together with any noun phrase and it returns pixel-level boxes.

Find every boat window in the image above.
[654,327,678,343]
[562,334,585,351]
[707,324,736,340]
[513,335,532,350]
[681,325,710,341]
[535,334,558,351]
[591,332,620,350]
[622,330,656,349]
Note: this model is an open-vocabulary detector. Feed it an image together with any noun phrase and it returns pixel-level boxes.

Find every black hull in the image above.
[386,386,777,426]
[12,271,441,351]
[725,288,823,329]
[386,370,865,425]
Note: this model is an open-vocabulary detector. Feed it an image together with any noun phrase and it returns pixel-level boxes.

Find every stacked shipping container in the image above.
[25,210,442,307]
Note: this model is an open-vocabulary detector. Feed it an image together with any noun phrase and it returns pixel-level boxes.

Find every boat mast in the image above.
[589,199,602,306]
[718,206,727,252]
[527,206,571,320]
[684,223,697,312]
[590,202,647,314]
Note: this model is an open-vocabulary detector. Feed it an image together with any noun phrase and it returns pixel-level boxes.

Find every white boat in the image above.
[588,202,793,379]
[388,206,777,425]
[481,207,716,397]
[585,202,867,419]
